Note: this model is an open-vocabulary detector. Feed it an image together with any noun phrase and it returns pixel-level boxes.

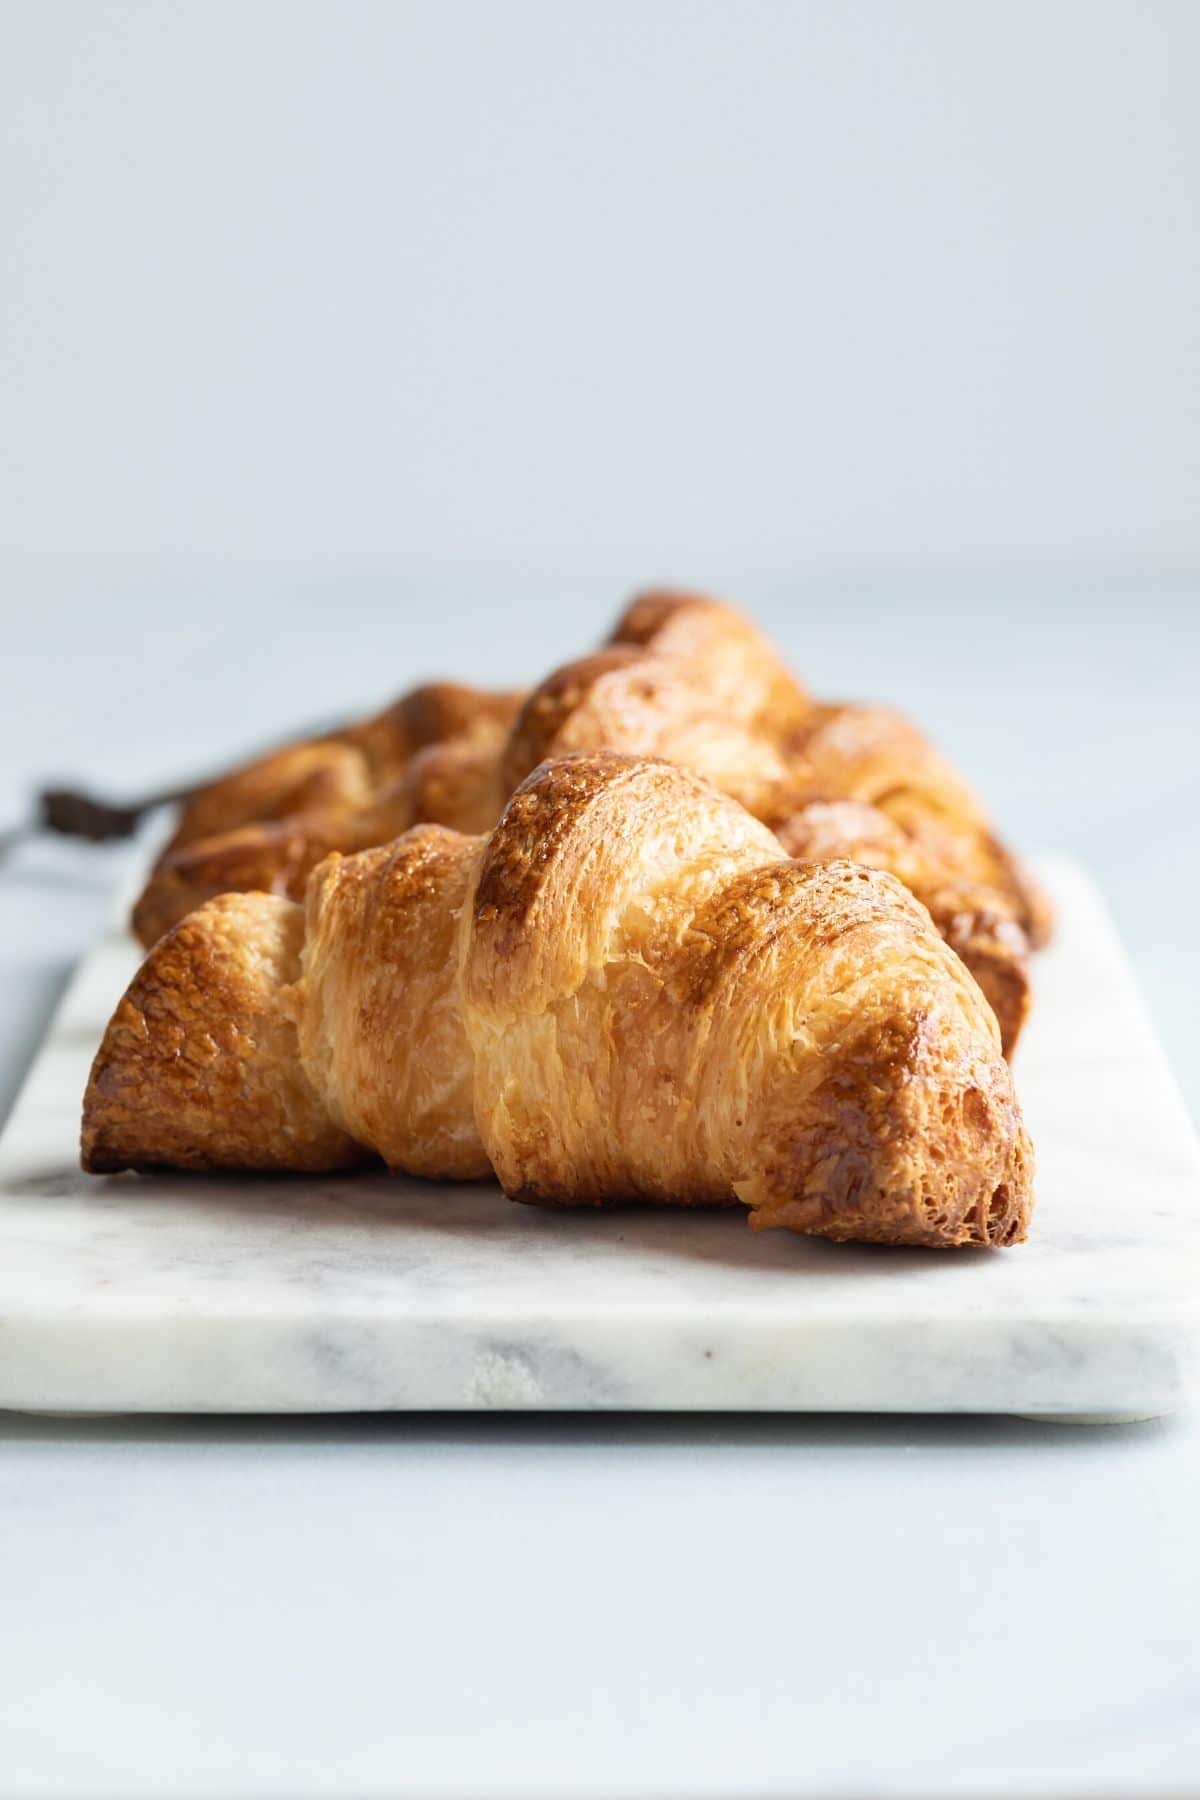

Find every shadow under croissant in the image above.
[64,1162,998,1276]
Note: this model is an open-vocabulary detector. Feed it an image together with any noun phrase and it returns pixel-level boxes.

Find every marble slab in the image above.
[0,855,1197,1419]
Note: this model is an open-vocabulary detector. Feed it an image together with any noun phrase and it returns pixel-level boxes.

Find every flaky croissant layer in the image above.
[84,754,1034,1249]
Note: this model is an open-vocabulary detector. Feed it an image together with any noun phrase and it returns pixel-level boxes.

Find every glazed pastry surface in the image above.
[129,591,1048,1053]
[775,800,1032,1055]
[86,754,1033,1250]
[163,681,522,854]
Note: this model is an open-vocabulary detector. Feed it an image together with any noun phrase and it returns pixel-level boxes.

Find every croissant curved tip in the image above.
[83,892,360,1176]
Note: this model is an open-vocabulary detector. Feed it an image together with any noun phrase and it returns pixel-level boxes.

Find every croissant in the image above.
[496,602,1048,1053]
[130,735,505,948]
[450,595,1046,974]
[163,680,524,855]
[775,800,1033,1055]
[130,592,809,942]
[85,753,1033,1250]
[774,703,1052,946]
[129,595,1048,1056]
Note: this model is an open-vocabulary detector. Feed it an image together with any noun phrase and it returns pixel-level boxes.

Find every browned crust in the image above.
[609,589,812,738]
[82,893,362,1174]
[930,894,1031,1060]
[133,742,504,949]
[608,589,700,648]
[739,1005,1032,1249]
[163,682,521,857]
[464,756,1034,1245]
[87,752,1034,1250]
[297,827,490,1179]
[165,742,375,855]
[696,859,1031,1246]
[128,592,1048,1065]
[779,705,1052,946]
[501,649,643,791]
[472,751,652,941]
[131,817,358,949]
[345,682,524,776]
[776,800,1032,1055]
[394,740,503,836]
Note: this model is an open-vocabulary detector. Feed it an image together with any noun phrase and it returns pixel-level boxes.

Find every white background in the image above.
[2,0,1199,567]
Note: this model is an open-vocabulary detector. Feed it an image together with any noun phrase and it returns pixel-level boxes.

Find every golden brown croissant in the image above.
[774,703,1052,948]
[130,591,1048,1053]
[130,736,504,948]
[132,592,808,942]
[85,754,1033,1250]
[501,600,1049,967]
[164,681,523,855]
[775,800,1031,1055]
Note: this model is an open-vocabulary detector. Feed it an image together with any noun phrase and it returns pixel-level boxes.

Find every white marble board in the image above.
[0,854,1197,1420]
